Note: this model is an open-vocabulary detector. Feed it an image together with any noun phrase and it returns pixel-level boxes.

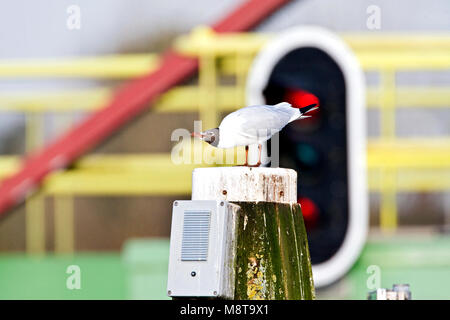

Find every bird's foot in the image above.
[245,161,261,168]
[235,162,248,167]
[235,162,261,167]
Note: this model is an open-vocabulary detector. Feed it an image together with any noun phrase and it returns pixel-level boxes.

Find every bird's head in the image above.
[191,128,220,147]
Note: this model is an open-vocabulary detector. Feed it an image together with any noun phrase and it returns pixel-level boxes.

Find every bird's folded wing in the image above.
[229,105,294,138]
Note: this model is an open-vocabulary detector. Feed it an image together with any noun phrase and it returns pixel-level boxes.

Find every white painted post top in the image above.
[192,167,297,204]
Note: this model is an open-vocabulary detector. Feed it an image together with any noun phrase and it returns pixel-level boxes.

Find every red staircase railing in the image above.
[0,0,292,217]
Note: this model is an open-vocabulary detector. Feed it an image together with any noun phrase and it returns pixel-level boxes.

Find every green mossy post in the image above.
[232,202,314,300]
[192,167,315,300]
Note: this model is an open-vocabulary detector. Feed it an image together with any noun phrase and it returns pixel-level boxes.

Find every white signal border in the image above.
[246,26,368,288]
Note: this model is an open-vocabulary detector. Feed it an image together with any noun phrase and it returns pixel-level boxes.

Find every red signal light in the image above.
[285,88,319,110]
[298,197,320,230]
[285,88,320,127]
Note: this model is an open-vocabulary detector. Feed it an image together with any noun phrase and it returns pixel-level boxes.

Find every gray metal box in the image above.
[167,200,238,298]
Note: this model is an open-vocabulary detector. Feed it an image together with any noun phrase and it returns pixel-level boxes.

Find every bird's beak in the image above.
[191,132,205,139]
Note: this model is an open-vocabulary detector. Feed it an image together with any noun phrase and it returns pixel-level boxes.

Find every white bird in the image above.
[191,101,319,166]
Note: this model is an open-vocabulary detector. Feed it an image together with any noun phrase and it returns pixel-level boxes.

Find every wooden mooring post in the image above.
[192,167,315,300]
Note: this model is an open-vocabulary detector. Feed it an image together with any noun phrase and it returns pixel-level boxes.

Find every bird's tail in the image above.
[298,103,319,119]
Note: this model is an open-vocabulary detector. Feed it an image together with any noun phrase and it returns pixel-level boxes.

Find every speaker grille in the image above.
[181,211,211,261]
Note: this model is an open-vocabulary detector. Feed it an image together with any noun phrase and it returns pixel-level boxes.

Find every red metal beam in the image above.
[0,0,292,217]
[212,0,290,32]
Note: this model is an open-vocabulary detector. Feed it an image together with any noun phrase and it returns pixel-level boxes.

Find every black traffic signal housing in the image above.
[246,27,367,287]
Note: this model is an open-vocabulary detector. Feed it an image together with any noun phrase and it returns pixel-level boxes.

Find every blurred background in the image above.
[0,0,449,299]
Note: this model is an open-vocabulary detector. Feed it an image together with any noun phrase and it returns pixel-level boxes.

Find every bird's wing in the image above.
[221,105,295,139]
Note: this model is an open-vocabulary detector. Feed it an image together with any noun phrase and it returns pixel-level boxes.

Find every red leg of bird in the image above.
[245,145,249,166]
[236,145,249,166]
[256,144,262,167]
[246,144,262,167]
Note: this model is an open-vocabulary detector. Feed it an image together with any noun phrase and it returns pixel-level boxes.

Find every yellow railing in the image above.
[0,54,159,78]
[0,31,449,253]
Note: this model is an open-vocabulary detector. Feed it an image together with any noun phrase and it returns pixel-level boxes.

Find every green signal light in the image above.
[296,144,319,166]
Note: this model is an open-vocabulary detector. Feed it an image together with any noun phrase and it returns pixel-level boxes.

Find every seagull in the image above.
[191,99,319,167]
